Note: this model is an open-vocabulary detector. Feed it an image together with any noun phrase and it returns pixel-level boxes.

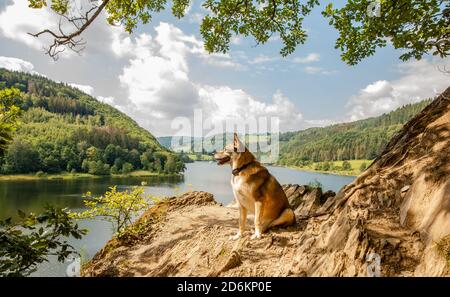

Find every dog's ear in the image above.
[233,133,245,152]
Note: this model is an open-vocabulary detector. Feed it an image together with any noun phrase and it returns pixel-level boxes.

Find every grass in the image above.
[111,170,182,178]
[0,172,97,181]
[187,154,214,161]
[0,170,181,181]
[282,159,374,176]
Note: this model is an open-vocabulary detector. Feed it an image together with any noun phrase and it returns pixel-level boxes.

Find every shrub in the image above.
[121,162,133,174]
[110,164,119,175]
[74,186,151,235]
[0,206,87,276]
[307,179,323,190]
[360,162,367,172]
[342,160,351,171]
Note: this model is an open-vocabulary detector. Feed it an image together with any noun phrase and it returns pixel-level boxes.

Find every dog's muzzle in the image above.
[214,155,230,165]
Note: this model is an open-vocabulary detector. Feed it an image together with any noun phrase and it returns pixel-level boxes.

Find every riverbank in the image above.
[277,159,373,177]
[187,154,214,161]
[0,170,182,181]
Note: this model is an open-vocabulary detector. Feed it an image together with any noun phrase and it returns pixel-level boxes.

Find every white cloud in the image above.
[0,56,35,73]
[249,54,278,64]
[0,0,54,49]
[69,83,94,95]
[115,22,304,135]
[0,0,84,59]
[303,66,336,75]
[304,66,322,74]
[268,35,281,43]
[112,22,244,70]
[347,58,450,121]
[293,53,320,64]
[188,12,204,24]
[97,96,115,105]
[197,87,303,129]
[204,58,247,70]
[231,35,242,45]
[304,119,337,127]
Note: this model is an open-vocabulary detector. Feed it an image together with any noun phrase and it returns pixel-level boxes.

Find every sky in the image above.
[0,0,449,136]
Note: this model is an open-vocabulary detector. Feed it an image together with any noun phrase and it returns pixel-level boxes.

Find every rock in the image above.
[286,185,306,209]
[321,190,336,204]
[282,184,291,191]
[284,184,299,197]
[216,251,242,275]
[400,185,410,193]
[386,238,401,249]
[294,188,322,217]
[226,199,239,209]
[297,185,307,196]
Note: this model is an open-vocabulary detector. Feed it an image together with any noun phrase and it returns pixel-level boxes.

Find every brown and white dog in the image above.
[214,133,295,240]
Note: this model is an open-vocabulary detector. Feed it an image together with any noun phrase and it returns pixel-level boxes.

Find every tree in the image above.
[75,186,149,235]
[360,162,367,172]
[110,164,119,175]
[103,144,118,165]
[0,206,87,277]
[323,1,450,65]
[3,139,41,173]
[121,162,133,174]
[87,160,110,175]
[81,159,89,173]
[86,146,101,161]
[27,0,449,64]
[0,88,21,156]
[342,160,351,171]
[127,149,141,169]
[140,150,155,171]
[164,154,177,173]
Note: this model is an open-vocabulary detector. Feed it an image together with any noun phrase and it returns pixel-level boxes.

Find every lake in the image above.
[0,162,354,276]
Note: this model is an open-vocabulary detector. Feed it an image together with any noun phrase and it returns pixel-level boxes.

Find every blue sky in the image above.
[0,0,448,136]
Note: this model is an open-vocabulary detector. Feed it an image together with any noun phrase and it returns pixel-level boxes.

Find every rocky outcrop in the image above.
[83,87,450,277]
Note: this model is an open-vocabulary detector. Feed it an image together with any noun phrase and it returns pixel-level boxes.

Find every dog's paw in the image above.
[229,232,242,241]
[250,232,262,240]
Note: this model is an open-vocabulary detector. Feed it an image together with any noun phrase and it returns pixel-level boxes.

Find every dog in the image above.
[214,133,295,240]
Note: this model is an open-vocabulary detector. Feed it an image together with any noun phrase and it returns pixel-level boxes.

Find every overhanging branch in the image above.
[28,0,110,60]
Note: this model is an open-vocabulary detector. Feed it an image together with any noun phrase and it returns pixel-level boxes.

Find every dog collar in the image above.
[232,161,254,176]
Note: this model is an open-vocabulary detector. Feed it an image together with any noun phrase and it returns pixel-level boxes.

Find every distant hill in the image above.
[0,68,184,175]
[277,99,432,166]
[157,136,175,149]
[157,99,432,169]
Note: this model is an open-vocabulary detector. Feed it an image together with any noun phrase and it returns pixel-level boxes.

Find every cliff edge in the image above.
[82,87,450,277]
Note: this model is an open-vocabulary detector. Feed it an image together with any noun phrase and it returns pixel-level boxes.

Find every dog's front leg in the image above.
[230,205,247,240]
[251,201,263,239]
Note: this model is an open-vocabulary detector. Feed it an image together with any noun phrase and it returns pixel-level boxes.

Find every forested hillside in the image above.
[277,99,431,167]
[0,69,184,175]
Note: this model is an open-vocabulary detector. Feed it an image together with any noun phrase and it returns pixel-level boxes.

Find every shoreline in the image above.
[274,164,358,177]
[0,171,183,181]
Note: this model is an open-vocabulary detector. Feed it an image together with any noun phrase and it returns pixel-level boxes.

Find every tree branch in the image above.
[28,0,110,60]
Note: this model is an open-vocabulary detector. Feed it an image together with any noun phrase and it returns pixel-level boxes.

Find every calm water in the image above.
[0,162,354,276]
